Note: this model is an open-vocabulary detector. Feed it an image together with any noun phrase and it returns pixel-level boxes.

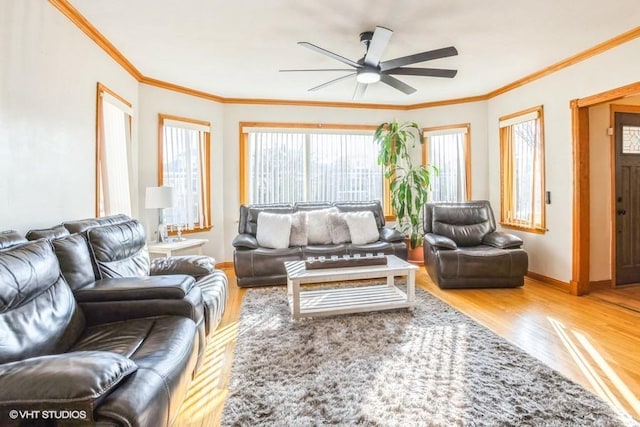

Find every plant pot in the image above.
[405,239,424,265]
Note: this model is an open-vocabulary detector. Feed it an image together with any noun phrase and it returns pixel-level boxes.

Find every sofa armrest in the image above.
[424,233,458,250]
[150,255,216,278]
[74,276,196,302]
[232,233,259,249]
[483,231,523,249]
[0,351,137,423]
[379,227,405,243]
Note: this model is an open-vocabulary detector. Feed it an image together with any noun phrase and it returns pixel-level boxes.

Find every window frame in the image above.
[239,122,393,219]
[498,105,546,234]
[421,123,472,201]
[95,82,133,217]
[158,113,213,234]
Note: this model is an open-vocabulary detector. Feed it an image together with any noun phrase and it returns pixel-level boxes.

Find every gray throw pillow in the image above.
[327,212,350,244]
[289,212,308,246]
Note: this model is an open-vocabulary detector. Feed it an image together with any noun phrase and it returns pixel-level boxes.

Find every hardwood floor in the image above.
[588,284,640,313]
[174,269,640,426]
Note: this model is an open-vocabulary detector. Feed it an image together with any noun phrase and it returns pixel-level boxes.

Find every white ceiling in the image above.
[68,0,640,105]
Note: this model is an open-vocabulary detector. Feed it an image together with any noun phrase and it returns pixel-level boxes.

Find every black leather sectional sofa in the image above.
[0,215,228,427]
[232,201,408,287]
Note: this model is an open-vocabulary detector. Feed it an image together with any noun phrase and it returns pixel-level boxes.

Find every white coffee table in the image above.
[284,255,418,320]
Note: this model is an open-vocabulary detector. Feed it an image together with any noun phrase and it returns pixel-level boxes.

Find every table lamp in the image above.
[145,186,175,242]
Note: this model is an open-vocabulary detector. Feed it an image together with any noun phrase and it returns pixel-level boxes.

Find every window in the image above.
[240,123,388,211]
[422,124,471,202]
[96,83,133,217]
[499,106,545,233]
[158,114,211,232]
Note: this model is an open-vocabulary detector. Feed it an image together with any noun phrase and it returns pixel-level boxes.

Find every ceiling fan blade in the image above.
[364,26,393,66]
[352,82,368,100]
[280,68,354,72]
[298,42,361,68]
[384,67,458,78]
[380,74,416,95]
[308,73,355,92]
[380,46,458,71]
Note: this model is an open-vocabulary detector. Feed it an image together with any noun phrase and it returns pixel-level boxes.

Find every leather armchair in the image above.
[423,200,528,288]
[0,240,199,427]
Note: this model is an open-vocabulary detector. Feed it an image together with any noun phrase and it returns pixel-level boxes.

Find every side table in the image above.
[147,238,208,258]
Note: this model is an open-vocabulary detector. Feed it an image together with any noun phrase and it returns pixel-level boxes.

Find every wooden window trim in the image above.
[422,123,472,201]
[238,122,395,219]
[158,113,213,234]
[95,82,132,217]
[498,105,546,233]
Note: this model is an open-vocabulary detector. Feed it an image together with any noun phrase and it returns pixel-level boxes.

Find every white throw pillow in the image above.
[343,211,379,245]
[256,212,292,249]
[289,212,308,246]
[306,208,338,245]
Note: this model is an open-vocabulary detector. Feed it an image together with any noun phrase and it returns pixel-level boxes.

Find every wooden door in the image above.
[615,112,640,285]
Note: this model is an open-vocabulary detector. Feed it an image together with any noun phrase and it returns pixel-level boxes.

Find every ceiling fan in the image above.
[280,26,458,99]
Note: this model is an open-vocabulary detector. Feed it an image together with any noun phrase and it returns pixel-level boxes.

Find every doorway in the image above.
[614,111,640,286]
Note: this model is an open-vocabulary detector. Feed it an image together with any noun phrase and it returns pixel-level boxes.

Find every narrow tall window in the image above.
[423,124,471,202]
[158,114,211,232]
[499,106,545,233]
[96,83,133,217]
[240,124,386,210]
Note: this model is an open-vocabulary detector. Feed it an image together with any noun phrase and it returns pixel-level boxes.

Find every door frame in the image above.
[610,105,640,287]
[570,81,640,295]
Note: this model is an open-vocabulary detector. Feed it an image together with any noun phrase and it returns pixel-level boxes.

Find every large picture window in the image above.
[158,114,211,232]
[96,83,133,217]
[423,124,471,202]
[499,106,545,233]
[240,123,386,210]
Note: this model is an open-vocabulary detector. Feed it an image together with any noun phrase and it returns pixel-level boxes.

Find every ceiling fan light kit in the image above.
[281,26,458,99]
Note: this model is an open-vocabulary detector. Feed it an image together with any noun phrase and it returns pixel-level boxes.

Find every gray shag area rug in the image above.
[222,285,637,426]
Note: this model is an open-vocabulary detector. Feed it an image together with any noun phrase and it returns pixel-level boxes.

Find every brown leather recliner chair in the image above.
[423,200,528,288]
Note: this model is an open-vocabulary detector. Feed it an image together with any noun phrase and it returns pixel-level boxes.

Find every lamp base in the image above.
[157,223,168,243]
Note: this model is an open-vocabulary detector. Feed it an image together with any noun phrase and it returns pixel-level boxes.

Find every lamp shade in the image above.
[145,186,175,209]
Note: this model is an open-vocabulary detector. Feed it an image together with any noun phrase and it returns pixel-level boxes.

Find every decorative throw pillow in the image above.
[343,211,379,245]
[256,212,292,249]
[327,212,351,244]
[306,208,338,245]
[289,212,308,246]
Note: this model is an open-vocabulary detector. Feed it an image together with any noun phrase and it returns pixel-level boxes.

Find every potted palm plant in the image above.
[374,121,436,260]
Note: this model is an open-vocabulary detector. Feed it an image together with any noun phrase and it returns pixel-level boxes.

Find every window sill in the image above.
[499,222,546,235]
[168,225,213,236]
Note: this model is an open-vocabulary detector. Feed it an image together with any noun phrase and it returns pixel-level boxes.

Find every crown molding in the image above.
[49,0,640,110]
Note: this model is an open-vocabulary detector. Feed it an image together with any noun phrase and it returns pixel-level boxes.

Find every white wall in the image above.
[137,84,225,261]
[0,1,138,232]
[487,38,640,283]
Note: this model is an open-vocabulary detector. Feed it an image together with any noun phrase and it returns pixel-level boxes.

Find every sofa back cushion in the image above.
[334,201,385,229]
[63,214,131,235]
[428,201,496,247]
[239,204,294,236]
[86,220,150,278]
[53,234,99,290]
[0,240,85,364]
[0,230,27,250]
[25,225,70,241]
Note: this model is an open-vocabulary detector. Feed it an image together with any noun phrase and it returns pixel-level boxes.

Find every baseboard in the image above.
[526,271,570,293]
[589,279,612,290]
[216,261,234,269]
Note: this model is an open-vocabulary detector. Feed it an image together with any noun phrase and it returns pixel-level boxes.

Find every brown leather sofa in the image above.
[0,238,199,427]
[423,201,528,288]
[233,201,407,287]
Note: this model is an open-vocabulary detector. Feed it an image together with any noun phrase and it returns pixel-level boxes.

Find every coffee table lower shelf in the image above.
[288,285,412,319]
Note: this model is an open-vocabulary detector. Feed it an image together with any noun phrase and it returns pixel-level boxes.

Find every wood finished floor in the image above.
[588,284,640,314]
[174,269,640,427]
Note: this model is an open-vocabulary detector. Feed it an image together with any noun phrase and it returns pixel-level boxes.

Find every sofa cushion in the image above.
[0,240,86,364]
[306,208,338,244]
[0,351,137,421]
[343,211,379,244]
[53,233,99,290]
[25,224,70,241]
[256,212,292,249]
[334,201,385,228]
[86,220,150,278]
[74,276,196,302]
[327,212,351,244]
[244,205,294,235]
[289,212,308,246]
[63,214,131,234]
[0,230,26,250]
[432,205,493,247]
